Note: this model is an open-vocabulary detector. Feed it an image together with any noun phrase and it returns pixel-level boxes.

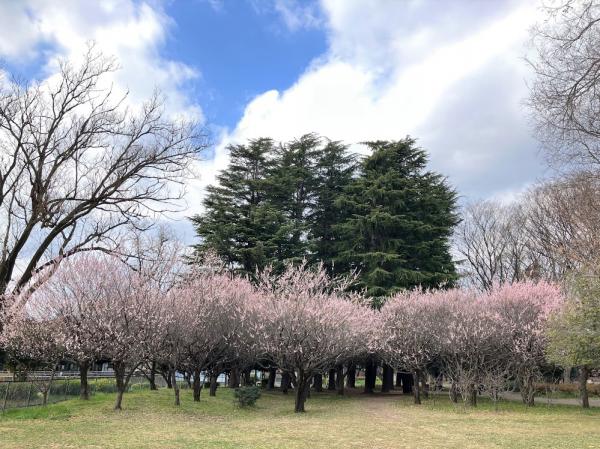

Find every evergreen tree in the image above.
[334,138,458,299]
[191,138,286,277]
[309,140,358,273]
[266,134,321,266]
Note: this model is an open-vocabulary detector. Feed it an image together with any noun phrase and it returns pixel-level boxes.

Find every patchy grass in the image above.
[1,387,599,449]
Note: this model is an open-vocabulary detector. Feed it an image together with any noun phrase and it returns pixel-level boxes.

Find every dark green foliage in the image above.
[334,138,459,297]
[192,134,336,276]
[191,138,286,277]
[234,385,261,407]
[265,134,321,267]
[309,140,357,273]
[192,135,458,297]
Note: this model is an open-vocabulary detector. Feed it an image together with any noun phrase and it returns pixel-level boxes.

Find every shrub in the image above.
[234,386,261,407]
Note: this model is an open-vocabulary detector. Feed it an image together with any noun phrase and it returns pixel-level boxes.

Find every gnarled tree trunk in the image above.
[209,372,218,397]
[148,361,158,390]
[228,368,239,389]
[172,368,180,406]
[114,361,127,410]
[193,368,202,402]
[381,364,393,393]
[294,370,311,413]
[79,360,89,400]
[519,373,536,407]
[412,371,421,405]
[346,364,356,388]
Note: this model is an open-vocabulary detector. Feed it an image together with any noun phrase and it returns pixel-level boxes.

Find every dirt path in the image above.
[500,391,600,407]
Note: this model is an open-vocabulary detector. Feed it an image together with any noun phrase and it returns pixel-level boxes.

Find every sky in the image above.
[0,0,549,241]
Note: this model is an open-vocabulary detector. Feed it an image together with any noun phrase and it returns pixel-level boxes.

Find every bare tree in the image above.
[523,172,600,278]
[528,0,600,169]
[0,45,207,310]
[454,200,531,290]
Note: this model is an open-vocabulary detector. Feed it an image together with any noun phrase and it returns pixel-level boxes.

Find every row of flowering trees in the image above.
[381,283,563,407]
[0,251,565,412]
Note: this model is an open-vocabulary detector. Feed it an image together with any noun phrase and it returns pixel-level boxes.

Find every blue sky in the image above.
[0,0,547,238]
[164,1,327,129]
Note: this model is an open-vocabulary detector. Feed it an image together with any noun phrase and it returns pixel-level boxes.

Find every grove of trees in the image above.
[192,135,458,299]
[0,248,568,412]
[2,0,600,421]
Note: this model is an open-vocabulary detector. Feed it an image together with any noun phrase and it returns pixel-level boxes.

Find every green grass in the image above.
[1,387,600,449]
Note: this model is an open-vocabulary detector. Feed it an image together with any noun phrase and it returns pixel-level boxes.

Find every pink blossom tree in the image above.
[256,263,370,412]
[1,313,65,405]
[25,256,112,400]
[31,253,168,410]
[484,281,564,406]
[158,266,260,405]
[440,292,510,407]
[380,289,465,404]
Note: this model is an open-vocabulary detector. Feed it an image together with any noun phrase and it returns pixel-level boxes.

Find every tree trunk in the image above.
[161,367,173,389]
[346,364,356,388]
[294,370,311,413]
[520,374,535,407]
[313,373,323,392]
[42,389,49,406]
[148,361,158,390]
[183,371,192,388]
[327,369,336,390]
[209,372,218,396]
[563,366,572,383]
[242,368,251,386]
[400,372,413,394]
[267,368,276,390]
[193,368,202,402]
[421,374,429,399]
[281,371,291,394]
[412,371,421,405]
[469,385,477,407]
[449,381,458,403]
[336,365,344,396]
[381,364,393,393]
[579,366,590,409]
[228,368,239,389]
[364,359,377,394]
[395,371,402,388]
[171,369,180,406]
[79,360,89,400]
[114,361,127,410]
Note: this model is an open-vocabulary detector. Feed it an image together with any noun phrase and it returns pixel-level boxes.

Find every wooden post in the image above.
[26,382,33,407]
[2,382,9,412]
[65,377,70,400]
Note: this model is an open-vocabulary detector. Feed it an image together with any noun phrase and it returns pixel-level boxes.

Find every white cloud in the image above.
[0,0,205,235]
[212,0,545,207]
[0,0,549,235]
[0,0,202,121]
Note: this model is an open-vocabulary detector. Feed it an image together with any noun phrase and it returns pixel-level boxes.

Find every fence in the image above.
[0,369,261,413]
[0,372,157,412]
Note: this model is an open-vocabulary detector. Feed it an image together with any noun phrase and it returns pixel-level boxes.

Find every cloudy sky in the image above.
[0,0,548,240]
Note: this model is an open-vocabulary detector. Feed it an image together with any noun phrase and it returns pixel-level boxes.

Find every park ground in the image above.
[1,388,600,449]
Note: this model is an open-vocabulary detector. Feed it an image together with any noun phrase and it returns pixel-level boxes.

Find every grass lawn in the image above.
[1,387,600,449]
